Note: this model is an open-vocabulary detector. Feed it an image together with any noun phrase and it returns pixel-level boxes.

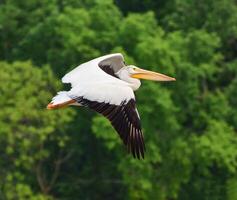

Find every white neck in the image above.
[116,69,141,91]
[125,77,141,91]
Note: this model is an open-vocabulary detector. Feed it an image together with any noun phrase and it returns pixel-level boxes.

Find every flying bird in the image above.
[47,53,175,159]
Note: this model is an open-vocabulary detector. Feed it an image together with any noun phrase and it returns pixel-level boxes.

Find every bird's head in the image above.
[116,65,175,90]
[126,65,176,81]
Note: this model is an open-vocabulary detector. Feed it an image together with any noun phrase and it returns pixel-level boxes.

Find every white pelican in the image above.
[47,53,175,159]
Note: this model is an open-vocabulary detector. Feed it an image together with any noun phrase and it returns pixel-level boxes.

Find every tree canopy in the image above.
[0,0,237,199]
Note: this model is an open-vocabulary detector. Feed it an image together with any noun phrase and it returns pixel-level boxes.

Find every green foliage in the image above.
[0,61,75,199]
[0,0,237,199]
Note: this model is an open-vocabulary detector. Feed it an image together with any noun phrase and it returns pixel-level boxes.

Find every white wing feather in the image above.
[50,91,72,105]
[68,82,135,105]
[61,53,134,105]
[62,53,124,87]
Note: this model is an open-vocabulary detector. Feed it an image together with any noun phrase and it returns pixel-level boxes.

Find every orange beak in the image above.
[131,68,176,81]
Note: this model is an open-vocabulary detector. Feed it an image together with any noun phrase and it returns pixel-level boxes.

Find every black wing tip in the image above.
[126,136,146,160]
[134,146,146,159]
[127,147,145,159]
[132,131,145,160]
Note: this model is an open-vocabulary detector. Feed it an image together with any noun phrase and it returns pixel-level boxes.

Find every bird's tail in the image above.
[47,91,76,110]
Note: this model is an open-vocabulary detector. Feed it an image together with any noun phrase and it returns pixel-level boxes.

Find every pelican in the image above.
[47,53,175,159]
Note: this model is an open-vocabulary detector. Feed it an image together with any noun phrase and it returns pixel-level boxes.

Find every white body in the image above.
[51,53,137,106]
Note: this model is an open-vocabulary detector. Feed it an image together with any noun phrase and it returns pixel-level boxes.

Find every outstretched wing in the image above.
[75,97,145,159]
[62,53,126,87]
[98,53,125,78]
[69,84,145,159]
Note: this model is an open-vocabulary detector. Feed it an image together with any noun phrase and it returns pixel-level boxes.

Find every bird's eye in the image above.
[133,67,136,70]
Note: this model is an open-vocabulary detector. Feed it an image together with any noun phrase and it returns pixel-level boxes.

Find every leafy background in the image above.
[0,0,237,199]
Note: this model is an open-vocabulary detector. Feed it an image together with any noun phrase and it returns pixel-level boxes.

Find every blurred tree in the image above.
[0,61,75,199]
[0,0,237,199]
[0,0,58,61]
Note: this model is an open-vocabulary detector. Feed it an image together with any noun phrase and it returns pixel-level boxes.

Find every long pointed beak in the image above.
[131,68,176,81]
